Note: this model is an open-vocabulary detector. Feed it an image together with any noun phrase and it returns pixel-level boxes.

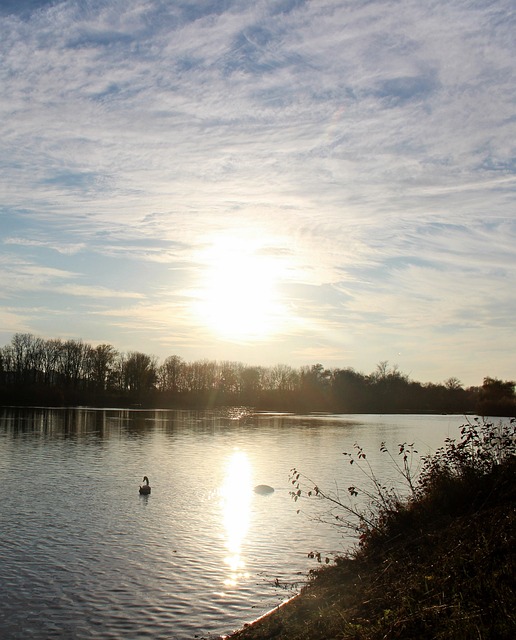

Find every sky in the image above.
[0,0,515,387]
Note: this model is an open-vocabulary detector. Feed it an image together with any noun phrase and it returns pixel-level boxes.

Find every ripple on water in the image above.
[0,409,464,639]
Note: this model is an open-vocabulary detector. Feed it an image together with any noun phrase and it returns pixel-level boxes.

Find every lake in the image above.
[0,408,473,639]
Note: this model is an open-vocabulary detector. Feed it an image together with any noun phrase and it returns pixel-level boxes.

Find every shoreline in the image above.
[223,595,299,638]
[219,425,516,640]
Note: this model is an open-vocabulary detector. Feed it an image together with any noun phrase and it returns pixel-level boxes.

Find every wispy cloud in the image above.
[0,0,515,384]
[4,236,86,255]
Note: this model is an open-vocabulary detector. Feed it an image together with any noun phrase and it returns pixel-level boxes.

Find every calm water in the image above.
[0,408,469,639]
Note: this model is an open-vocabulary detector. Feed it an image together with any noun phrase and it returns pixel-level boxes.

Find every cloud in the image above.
[0,254,144,302]
[55,284,144,299]
[4,237,86,255]
[0,0,514,384]
[0,1,59,18]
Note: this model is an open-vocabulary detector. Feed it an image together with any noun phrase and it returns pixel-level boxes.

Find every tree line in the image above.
[0,333,514,415]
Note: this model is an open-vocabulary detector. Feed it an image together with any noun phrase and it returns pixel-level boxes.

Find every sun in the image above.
[193,234,287,341]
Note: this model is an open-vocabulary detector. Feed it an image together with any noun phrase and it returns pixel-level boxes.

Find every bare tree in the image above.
[123,351,158,398]
[85,344,117,391]
[157,355,185,393]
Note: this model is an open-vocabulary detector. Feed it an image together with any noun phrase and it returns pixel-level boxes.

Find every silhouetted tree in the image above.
[240,366,264,405]
[298,363,332,410]
[40,338,64,386]
[122,351,158,402]
[57,339,87,388]
[157,355,185,394]
[0,333,507,413]
[367,361,411,412]
[85,344,117,391]
[477,377,516,416]
[9,333,45,384]
[331,367,369,412]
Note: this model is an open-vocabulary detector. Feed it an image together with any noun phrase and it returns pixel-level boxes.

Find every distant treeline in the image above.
[0,333,514,416]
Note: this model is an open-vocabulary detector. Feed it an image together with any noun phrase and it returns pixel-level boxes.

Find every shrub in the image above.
[418,416,515,486]
[290,417,515,556]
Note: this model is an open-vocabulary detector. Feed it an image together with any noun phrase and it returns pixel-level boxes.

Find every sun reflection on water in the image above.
[220,450,253,587]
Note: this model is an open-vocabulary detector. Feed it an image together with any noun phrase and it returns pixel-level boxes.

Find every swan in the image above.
[139,476,151,495]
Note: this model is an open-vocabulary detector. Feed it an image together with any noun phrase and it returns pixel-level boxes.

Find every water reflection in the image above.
[220,450,252,587]
[0,408,465,639]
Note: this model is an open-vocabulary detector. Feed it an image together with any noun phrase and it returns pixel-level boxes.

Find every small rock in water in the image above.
[254,484,274,495]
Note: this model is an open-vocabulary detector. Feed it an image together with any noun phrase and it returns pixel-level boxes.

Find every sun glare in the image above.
[193,234,288,341]
[220,450,252,586]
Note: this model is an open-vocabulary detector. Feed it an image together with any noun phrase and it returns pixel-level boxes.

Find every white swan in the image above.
[139,476,151,495]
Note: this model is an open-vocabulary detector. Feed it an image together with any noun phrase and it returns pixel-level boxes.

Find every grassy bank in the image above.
[228,419,515,640]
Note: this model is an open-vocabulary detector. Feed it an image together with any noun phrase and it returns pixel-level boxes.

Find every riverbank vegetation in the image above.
[0,333,515,416]
[228,418,516,639]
